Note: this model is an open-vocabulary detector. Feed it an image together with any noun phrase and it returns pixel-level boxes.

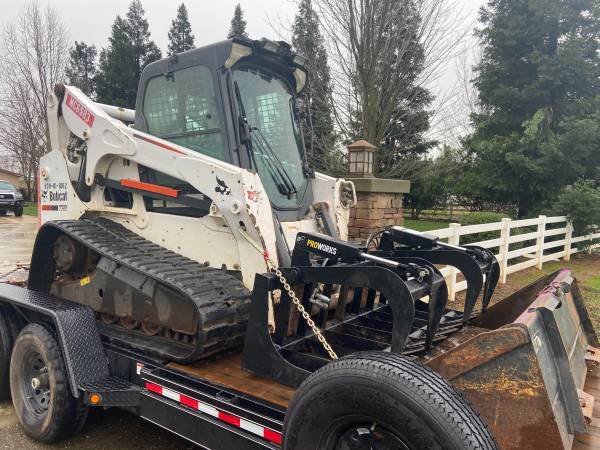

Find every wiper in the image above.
[250,132,297,198]
[252,128,298,196]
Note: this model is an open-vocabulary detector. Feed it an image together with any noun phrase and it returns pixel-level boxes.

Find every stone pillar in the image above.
[345,140,410,242]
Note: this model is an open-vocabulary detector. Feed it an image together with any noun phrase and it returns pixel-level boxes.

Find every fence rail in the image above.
[416,215,599,300]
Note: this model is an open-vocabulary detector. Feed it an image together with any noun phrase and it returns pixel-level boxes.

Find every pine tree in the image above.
[168,3,195,55]
[227,4,248,38]
[466,0,600,217]
[95,0,162,108]
[292,0,335,171]
[66,42,97,97]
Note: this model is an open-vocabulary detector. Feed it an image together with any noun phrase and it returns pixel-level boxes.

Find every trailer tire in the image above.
[0,306,18,400]
[283,351,498,450]
[9,324,88,443]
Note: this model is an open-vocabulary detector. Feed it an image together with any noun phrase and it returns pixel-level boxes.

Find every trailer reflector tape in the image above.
[145,382,282,444]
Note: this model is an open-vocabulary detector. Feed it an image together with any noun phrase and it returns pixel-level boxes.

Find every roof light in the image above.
[225,43,252,68]
[261,39,280,54]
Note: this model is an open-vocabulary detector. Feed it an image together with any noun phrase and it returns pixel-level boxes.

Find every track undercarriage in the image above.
[28,218,252,363]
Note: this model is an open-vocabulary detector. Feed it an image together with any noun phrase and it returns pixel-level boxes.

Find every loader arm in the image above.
[45,84,277,288]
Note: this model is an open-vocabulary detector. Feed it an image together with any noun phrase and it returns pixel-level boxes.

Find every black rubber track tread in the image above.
[10,324,88,443]
[283,351,498,450]
[43,218,251,361]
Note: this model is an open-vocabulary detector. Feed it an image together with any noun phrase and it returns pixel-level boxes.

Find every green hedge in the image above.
[459,212,508,245]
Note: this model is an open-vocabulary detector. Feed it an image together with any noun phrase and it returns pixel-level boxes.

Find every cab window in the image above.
[143,65,227,161]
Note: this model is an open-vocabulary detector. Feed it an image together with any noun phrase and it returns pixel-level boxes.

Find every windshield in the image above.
[0,181,14,190]
[233,66,308,209]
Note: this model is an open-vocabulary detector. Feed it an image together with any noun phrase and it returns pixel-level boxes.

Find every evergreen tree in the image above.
[66,42,97,97]
[168,3,195,55]
[95,0,162,108]
[227,4,248,38]
[465,0,600,217]
[292,0,335,171]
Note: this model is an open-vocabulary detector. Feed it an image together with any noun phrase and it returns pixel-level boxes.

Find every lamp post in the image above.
[347,140,376,178]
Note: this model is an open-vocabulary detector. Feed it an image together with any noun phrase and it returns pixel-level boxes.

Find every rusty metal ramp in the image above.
[424,269,600,450]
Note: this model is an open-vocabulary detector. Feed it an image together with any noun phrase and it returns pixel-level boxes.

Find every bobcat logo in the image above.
[215,177,231,196]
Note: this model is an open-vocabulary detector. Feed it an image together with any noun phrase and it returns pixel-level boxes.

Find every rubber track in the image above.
[288,351,498,450]
[47,218,251,362]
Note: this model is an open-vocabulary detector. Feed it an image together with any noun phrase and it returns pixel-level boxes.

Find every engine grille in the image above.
[0,193,14,200]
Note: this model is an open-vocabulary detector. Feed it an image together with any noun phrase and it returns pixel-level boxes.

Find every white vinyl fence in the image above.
[419,215,600,300]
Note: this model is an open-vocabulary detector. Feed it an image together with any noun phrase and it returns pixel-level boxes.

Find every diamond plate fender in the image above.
[0,283,108,397]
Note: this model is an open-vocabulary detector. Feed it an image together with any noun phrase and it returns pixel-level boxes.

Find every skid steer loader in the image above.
[0,36,598,450]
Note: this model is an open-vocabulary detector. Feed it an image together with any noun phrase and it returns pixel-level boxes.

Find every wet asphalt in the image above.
[0,214,197,449]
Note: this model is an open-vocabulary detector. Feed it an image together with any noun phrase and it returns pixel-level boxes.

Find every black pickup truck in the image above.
[0,180,24,216]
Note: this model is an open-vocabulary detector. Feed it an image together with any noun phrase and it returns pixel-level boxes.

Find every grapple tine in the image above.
[375,248,483,324]
[380,256,449,351]
[482,252,500,312]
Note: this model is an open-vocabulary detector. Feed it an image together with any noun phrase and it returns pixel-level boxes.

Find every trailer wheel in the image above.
[0,306,18,400]
[283,351,498,450]
[9,324,88,443]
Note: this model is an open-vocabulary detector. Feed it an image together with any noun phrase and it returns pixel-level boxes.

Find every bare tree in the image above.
[0,1,69,199]
[314,0,470,177]
[433,43,482,148]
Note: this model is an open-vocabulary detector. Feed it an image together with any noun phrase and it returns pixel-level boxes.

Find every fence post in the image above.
[499,218,511,284]
[535,215,547,270]
[563,221,573,262]
[447,223,461,301]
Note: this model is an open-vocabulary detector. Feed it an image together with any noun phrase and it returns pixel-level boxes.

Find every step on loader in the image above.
[0,36,598,449]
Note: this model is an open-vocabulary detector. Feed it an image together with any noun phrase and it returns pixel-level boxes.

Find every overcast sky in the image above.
[0,0,486,66]
[0,0,487,144]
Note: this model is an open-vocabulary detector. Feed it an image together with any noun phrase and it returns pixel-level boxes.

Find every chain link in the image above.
[265,257,339,361]
[238,229,338,360]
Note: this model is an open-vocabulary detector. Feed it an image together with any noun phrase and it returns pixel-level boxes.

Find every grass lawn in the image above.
[403,218,450,232]
[23,203,37,216]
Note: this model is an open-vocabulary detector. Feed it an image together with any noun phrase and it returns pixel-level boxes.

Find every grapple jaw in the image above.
[376,227,500,323]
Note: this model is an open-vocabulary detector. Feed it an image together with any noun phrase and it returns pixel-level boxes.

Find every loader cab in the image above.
[134,37,313,221]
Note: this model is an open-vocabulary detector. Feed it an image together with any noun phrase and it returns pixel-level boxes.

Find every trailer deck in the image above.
[169,353,295,409]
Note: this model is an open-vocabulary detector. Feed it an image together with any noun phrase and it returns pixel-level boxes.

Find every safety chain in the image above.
[238,229,338,360]
[265,256,339,360]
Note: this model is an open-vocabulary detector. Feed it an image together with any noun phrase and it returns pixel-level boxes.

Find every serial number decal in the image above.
[66,94,95,127]
[306,239,338,256]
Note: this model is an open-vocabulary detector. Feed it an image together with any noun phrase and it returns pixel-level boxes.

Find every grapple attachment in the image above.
[243,231,490,386]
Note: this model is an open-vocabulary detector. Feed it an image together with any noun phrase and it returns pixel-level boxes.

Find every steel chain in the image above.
[265,256,339,360]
